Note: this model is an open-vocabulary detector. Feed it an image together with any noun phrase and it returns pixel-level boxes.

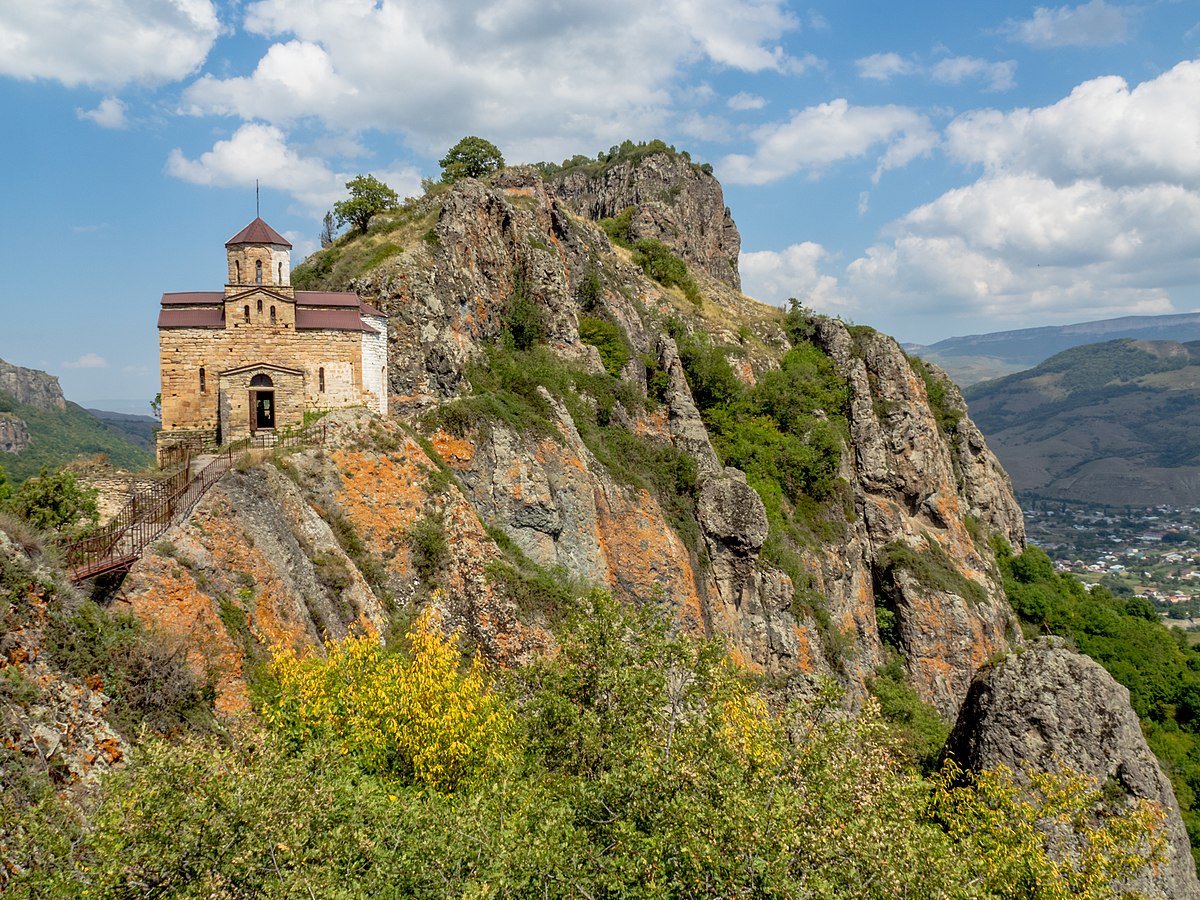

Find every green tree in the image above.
[0,464,10,504]
[439,136,505,183]
[333,174,399,235]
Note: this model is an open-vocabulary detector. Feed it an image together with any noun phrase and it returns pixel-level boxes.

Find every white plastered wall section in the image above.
[361,315,389,415]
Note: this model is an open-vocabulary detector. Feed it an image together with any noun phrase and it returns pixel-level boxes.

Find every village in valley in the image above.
[1024,500,1200,626]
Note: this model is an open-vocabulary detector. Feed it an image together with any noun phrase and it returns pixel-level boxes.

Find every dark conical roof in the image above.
[225,217,292,248]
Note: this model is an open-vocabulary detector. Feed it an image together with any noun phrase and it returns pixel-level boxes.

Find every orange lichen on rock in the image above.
[329,445,430,555]
[431,430,475,466]
[594,485,702,616]
[122,559,250,714]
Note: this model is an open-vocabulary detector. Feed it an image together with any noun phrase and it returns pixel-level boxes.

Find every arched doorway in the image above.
[249,373,275,431]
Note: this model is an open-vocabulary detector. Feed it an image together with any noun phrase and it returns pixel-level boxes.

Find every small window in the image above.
[255,259,262,284]
[257,299,263,314]
[319,367,325,392]
[270,305,276,325]
[243,305,250,323]
[250,373,273,388]
[278,262,283,282]
[199,367,206,393]
[235,260,241,282]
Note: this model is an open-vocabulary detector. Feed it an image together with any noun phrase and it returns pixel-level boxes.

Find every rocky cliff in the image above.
[947,639,1200,899]
[0,359,66,412]
[548,148,742,290]
[0,415,30,454]
[127,159,1025,722]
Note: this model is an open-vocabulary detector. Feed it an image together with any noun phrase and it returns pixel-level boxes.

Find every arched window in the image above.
[243,305,250,323]
[257,299,263,314]
[278,262,283,283]
[199,367,206,393]
[235,260,241,282]
[270,305,276,325]
[250,373,273,388]
[318,367,325,392]
[255,259,262,284]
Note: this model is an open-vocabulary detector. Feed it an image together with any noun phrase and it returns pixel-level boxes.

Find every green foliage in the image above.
[631,238,702,304]
[0,464,10,504]
[334,174,400,235]
[998,540,1200,857]
[44,600,214,737]
[501,276,545,351]
[869,655,950,772]
[597,206,635,248]
[407,513,449,589]
[575,265,603,310]
[0,395,151,485]
[578,315,629,376]
[5,467,98,535]
[439,135,505,183]
[880,537,988,605]
[6,590,1167,898]
[536,138,710,180]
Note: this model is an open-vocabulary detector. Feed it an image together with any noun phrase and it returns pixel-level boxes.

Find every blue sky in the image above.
[2,0,1199,411]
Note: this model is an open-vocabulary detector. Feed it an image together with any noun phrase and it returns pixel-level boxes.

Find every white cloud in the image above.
[175,0,800,164]
[930,56,1016,92]
[728,92,766,111]
[947,60,1200,188]
[167,123,423,216]
[856,53,916,81]
[720,100,937,185]
[76,97,128,129]
[1008,0,1130,48]
[740,243,850,313]
[64,353,110,369]
[843,59,1200,334]
[0,0,219,88]
[166,123,346,215]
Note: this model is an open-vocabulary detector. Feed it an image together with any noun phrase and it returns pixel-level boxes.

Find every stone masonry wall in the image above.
[159,321,367,439]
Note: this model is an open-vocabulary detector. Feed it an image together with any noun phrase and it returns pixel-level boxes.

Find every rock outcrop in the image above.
[947,639,1200,898]
[0,415,30,453]
[318,169,1023,716]
[549,151,742,290]
[0,358,66,412]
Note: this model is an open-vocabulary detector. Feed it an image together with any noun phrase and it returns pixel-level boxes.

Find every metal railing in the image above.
[64,423,327,583]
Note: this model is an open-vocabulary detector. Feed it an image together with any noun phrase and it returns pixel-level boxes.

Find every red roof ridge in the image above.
[225,217,292,248]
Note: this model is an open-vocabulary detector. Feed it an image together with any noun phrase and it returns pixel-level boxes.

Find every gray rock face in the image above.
[0,358,66,411]
[551,152,742,289]
[947,639,1200,899]
[338,167,1023,715]
[0,415,30,453]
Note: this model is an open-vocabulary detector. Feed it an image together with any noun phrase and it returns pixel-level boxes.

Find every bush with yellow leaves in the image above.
[262,609,513,792]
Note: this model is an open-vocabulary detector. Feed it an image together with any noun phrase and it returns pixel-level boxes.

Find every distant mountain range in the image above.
[907,312,1200,386]
[964,339,1200,506]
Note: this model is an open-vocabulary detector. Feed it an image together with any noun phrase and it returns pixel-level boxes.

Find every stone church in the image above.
[157,217,387,457]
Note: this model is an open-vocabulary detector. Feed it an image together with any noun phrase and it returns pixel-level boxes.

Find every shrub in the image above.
[6,467,98,535]
[879,538,988,605]
[45,601,214,736]
[632,239,701,304]
[502,278,545,351]
[578,315,629,376]
[598,206,635,248]
[263,611,514,791]
[407,513,449,588]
